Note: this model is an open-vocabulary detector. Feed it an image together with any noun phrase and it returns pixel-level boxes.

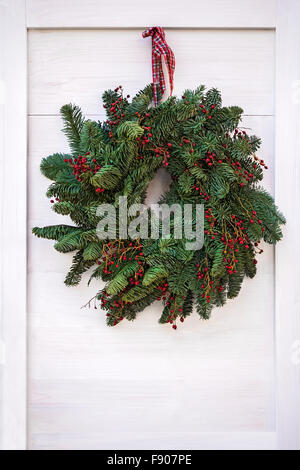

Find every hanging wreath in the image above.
[33,83,285,329]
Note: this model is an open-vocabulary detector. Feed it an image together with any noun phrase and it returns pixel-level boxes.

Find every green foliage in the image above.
[54,230,84,253]
[125,84,154,116]
[106,274,128,295]
[64,250,94,286]
[91,165,122,190]
[211,244,225,278]
[178,172,193,194]
[32,225,78,241]
[80,121,104,155]
[60,104,85,156]
[117,121,144,140]
[82,242,103,261]
[33,84,285,329]
[143,266,168,287]
[40,153,72,180]
[210,173,229,199]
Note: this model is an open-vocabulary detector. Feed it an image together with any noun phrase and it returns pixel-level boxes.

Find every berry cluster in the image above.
[64,152,101,181]
[193,185,211,201]
[165,294,185,329]
[204,208,217,240]
[98,241,144,275]
[136,125,152,157]
[153,145,172,167]
[104,85,126,130]
[64,152,105,194]
[100,291,125,326]
[197,264,223,304]
[199,102,215,119]
[253,155,268,170]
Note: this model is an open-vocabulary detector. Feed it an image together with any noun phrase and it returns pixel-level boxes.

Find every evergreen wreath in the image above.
[33,84,285,329]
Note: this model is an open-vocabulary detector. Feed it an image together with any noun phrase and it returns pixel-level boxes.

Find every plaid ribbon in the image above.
[142,27,175,106]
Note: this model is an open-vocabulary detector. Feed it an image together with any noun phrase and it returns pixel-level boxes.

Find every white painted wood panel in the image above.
[26,0,276,29]
[28,29,275,116]
[0,0,298,453]
[30,430,276,451]
[28,111,276,449]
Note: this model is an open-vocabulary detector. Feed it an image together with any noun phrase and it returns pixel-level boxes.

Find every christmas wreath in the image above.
[33,83,285,329]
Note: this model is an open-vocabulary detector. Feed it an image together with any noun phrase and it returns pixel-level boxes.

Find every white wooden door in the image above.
[1,0,300,451]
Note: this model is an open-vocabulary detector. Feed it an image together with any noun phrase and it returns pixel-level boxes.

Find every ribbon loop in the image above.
[142,26,175,106]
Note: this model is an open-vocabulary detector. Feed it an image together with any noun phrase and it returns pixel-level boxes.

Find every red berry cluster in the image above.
[234,129,248,139]
[248,210,265,233]
[129,268,144,287]
[204,208,217,240]
[157,285,186,330]
[104,86,125,129]
[220,218,251,274]
[199,102,215,119]
[253,155,268,170]
[152,145,171,167]
[50,197,60,204]
[193,186,211,201]
[99,241,144,275]
[136,126,152,147]
[179,138,196,153]
[166,297,184,329]
[157,282,169,301]
[233,129,253,152]
[197,264,222,303]
[64,152,101,180]
[100,290,126,326]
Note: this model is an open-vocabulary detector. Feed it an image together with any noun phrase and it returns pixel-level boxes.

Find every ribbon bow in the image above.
[142,27,175,106]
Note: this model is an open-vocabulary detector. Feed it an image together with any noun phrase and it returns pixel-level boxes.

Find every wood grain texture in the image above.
[26,0,276,29]
[275,0,300,451]
[28,29,275,116]
[29,430,276,451]
[0,0,27,450]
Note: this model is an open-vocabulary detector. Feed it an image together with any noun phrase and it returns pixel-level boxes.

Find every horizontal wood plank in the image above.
[26,0,276,29]
[28,29,275,116]
[29,430,277,451]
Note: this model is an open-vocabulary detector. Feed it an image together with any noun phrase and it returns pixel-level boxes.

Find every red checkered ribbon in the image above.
[142,27,175,106]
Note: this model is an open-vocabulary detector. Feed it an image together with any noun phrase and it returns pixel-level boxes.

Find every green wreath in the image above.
[33,84,285,328]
